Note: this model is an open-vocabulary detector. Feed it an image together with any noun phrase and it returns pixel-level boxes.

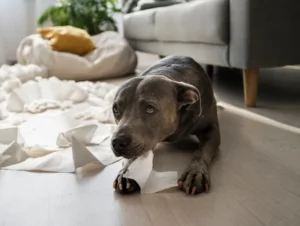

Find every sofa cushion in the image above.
[124,0,229,45]
[124,9,156,41]
[155,0,229,44]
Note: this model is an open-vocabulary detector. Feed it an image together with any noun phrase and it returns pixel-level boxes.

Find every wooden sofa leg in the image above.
[243,69,259,107]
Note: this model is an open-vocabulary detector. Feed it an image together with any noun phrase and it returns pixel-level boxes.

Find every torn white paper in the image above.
[0,64,48,93]
[0,142,29,167]
[57,124,98,148]
[123,151,178,194]
[123,151,154,187]
[142,170,178,194]
[6,77,88,113]
[0,127,120,173]
[75,106,115,124]
[24,99,72,113]
[19,112,86,150]
[0,127,20,144]
[71,136,121,169]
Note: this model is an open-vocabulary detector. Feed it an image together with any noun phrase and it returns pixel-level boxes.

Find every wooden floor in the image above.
[1,53,300,226]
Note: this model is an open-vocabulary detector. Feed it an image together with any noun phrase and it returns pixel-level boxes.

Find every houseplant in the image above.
[38,0,120,35]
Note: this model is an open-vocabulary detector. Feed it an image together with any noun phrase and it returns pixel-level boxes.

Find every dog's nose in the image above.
[112,135,131,155]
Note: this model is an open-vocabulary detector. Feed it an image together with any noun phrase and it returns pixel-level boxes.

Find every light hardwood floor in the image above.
[1,53,300,226]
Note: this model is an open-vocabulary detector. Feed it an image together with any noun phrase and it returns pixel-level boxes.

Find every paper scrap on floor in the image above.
[0,63,178,193]
[123,151,178,194]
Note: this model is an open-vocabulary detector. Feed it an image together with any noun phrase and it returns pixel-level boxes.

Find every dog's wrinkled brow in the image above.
[114,77,143,101]
[137,99,160,110]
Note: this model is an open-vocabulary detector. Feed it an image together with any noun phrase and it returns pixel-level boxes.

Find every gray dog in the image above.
[111,56,220,195]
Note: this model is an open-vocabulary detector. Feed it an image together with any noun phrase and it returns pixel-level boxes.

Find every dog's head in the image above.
[111,75,201,158]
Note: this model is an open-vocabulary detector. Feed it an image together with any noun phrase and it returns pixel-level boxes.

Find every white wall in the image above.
[0,0,28,62]
[0,36,5,65]
[0,0,56,62]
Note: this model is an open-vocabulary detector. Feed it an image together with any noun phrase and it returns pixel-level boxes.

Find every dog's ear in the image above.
[174,81,202,116]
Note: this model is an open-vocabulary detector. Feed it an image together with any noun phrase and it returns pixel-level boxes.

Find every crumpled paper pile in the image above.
[0,112,119,172]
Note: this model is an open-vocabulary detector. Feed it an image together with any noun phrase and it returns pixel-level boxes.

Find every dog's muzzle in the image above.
[111,134,132,157]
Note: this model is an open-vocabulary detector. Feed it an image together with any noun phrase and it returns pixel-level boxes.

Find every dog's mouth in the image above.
[119,153,138,159]
[114,152,144,159]
[111,150,135,159]
[112,143,150,159]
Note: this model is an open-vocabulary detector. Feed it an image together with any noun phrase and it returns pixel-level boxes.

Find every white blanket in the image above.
[16,31,137,80]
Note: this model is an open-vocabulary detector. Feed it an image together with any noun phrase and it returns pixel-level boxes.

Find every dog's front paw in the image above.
[113,169,140,194]
[178,160,210,195]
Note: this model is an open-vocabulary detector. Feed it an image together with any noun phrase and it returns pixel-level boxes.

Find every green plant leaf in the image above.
[108,0,117,6]
[37,0,119,35]
[50,4,69,26]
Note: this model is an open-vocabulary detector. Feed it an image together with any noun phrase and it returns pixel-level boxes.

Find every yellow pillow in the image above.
[37,26,96,56]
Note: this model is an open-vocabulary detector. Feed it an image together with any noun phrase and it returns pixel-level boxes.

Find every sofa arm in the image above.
[229,0,300,69]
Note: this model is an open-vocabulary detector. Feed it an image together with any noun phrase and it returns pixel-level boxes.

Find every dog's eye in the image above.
[146,106,155,114]
[112,105,119,114]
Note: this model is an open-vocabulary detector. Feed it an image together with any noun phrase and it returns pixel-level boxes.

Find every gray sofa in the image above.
[123,0,300,107]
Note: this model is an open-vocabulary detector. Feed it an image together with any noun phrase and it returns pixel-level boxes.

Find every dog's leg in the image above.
[178,122,220,195]
[113,158,140,194]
